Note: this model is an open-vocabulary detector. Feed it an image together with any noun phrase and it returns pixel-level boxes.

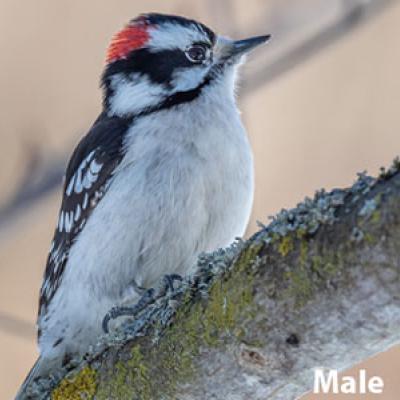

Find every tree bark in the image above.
[30,163,400,400]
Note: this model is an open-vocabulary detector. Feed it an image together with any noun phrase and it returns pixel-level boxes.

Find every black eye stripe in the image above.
[103,48,193,87]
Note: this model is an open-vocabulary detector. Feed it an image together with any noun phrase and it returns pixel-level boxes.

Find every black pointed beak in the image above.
[230,34,271,56]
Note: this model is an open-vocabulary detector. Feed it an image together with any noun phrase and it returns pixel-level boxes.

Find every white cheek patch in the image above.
[148,23,208,51]
[109,73,167,116]
[171,66,209,92]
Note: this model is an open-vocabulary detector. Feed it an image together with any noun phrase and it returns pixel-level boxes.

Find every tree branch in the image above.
[24,160,400,400]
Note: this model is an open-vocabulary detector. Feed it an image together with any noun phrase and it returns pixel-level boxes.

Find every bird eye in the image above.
[186,44,208,63]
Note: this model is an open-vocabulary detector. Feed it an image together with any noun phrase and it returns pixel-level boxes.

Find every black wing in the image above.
[39,112,132,317]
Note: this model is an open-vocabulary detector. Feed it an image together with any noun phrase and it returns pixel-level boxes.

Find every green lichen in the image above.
[284,265,313,306]
[299,239,308,267]
[357,195,382,240]
[282,234,312,306]
[97,346,151,400]
[51,366,97,400]
[311,255,338,279]
[371,210,381,224]
[364,232,377,245]
[234,243,263,272]
[282,237,346,307]
[202,258,255,344]
[278,236,294,257]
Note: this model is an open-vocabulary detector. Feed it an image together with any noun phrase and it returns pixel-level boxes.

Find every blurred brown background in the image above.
[0,0,399,398]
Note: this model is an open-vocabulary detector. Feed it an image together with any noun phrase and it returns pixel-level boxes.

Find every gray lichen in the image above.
[254,171,377,245]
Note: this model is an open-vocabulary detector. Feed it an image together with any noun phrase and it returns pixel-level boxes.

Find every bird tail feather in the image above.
[15,357,46,400]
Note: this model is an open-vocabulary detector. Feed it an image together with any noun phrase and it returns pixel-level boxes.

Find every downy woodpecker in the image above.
[17,13,269,397]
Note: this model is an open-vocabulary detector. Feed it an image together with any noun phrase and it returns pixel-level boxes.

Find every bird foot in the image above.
[102,274,183,333]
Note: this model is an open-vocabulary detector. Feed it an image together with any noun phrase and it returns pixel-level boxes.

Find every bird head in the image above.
[101,13,270,116]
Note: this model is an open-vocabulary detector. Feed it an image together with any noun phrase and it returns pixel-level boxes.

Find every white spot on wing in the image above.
[66,175,75,196]
[74,204,81,222]
[74,168,83,194]
[72,151,97,194]
[82,170,98,190]
[78,219,86,231]
[82,173,92,190]
[90,159,102,174]
[58,212,64,232]
[64,212,73,233]
[82,193,89,210]
[86,150,95,162]
[89,171,98,184]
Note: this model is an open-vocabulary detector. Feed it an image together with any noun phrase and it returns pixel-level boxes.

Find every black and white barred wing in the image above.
[39,114,128,316]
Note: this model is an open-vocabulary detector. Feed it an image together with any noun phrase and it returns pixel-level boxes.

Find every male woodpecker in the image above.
[17,13,269,398]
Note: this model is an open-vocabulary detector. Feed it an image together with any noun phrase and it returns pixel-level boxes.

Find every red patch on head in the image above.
[106,17,150,63]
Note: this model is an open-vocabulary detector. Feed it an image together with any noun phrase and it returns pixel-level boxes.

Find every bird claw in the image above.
[161,273,183,293]
[102,274,183,334]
